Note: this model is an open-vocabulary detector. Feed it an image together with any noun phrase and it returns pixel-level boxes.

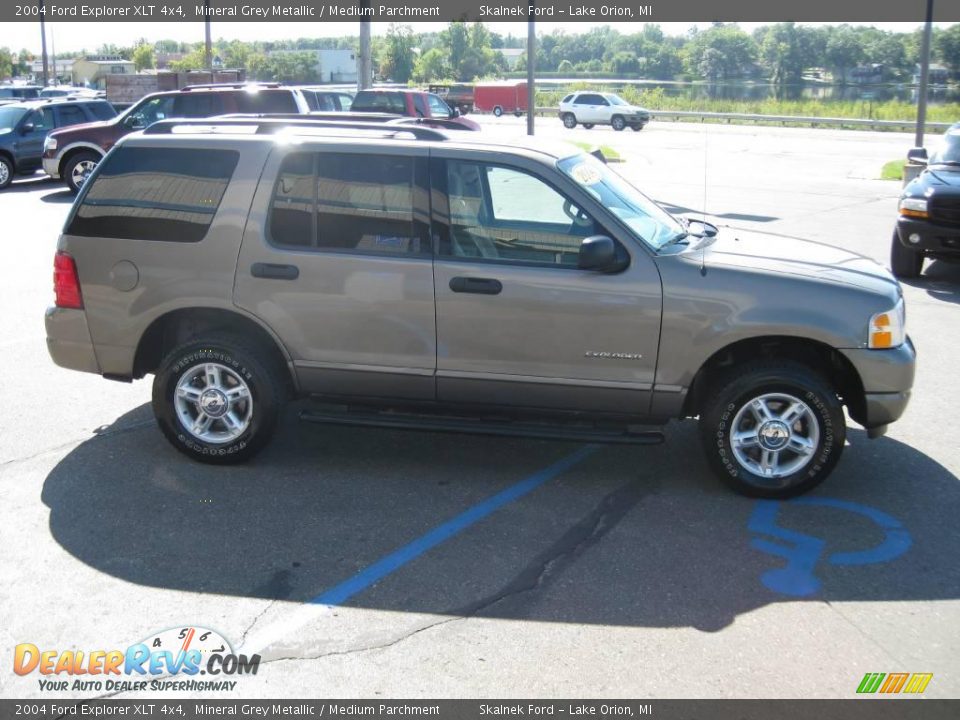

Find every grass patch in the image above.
[568,140,622,161]
[881,160,905,181]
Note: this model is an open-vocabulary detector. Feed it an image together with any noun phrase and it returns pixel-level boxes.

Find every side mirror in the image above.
[450,107,460,118]
[124,114,145,129]
[907,147,928,165]
[20,122,35,134]
[578,235,628,273]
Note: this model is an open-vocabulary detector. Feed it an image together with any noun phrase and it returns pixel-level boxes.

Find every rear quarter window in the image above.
[87,101,117,120]
[235,90,298,114]
[66,146,239,243]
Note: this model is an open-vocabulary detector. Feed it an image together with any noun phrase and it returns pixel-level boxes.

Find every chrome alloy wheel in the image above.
[730,392,819,480]
[0,161,9,186]
[71,159,97,189]
[174,363,253,444]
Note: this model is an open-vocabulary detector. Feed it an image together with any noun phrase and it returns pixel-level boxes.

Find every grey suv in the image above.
[45,118,916,498]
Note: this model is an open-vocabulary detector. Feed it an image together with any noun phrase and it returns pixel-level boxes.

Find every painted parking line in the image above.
[240,444,599,655]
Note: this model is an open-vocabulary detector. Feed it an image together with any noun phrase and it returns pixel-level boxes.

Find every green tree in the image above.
[557,58,573,73]
[413,48,450,82]
[825,27,865,83]
[443,22,469,76]
[381,24,416,83]
[935,24,960,72]
[684,24,757,79]
[132,44,155,71]
[0,48,12,80]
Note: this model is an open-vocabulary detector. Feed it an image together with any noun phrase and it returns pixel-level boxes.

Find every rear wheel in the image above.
[493,106,503,117]
[890,227,924,279]
[65,151,100,194]
[0,156,12,190]
[611,115,626,131]
[562,113,577,129]
[699,361,845,498]
[152,334,285,464]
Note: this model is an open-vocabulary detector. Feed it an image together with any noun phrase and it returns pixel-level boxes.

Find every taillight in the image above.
[54,251,83,309]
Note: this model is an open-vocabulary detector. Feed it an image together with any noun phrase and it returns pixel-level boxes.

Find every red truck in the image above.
[473,81,528,117]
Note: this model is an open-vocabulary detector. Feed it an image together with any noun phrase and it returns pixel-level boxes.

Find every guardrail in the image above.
[529,107,953,132]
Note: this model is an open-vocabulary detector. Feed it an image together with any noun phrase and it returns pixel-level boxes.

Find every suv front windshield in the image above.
[0,106,27,133]
[930,130,960,166]
[558,154,685,250]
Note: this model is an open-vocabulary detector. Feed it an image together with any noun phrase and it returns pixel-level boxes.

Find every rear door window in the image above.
[55,104,87,127]
[174,93,225,118]
[88,102,117,121]
[67,147,239,242]
[235,90,298,114]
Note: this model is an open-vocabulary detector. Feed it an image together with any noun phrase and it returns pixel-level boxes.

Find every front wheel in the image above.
[493,106,503,117]
[65,151,101,194]
[562,113,577,129]
[890,228,923,279]
[0,155,12,190]
[699,361,845,498]
[152,335,285,464]
[611,115,626,131]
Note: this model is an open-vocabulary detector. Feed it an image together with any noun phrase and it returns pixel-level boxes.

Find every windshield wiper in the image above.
[661,231,690,247]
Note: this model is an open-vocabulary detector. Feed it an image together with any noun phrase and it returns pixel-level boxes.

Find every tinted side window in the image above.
[270,152,428,256]
[236,90,298,114]
[175,93,225,118]
[353,93,406,114]
[337,94,353,111]
[67,147,238,242]
[88,102,117,121]
[412,94,427,117]
[440,160,600,267]
[56,105,87,127]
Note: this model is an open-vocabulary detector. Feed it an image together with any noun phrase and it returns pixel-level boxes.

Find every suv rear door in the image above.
[234,144,437,400]
[430,152,662,414]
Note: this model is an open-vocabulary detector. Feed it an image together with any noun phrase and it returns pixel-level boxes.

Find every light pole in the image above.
[526,3,535,136]
[39,0,49,87]
[914,0,934,149]
[358,0,372,90]
[204,0,213,71]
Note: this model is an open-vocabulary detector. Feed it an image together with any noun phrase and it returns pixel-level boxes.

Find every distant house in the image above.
[268,48,357,83]
[496,48,525,70]
[72,56,135,89]
[30,58,73,83]
[913,64,950,85]
[847,64,885,84]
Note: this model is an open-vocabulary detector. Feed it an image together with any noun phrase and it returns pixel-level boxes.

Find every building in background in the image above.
[72,56,135,89]
[30,59,74,85]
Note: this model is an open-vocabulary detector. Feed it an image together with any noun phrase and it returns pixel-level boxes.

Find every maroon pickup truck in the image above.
[350,89,480,131]
[43,83,309,192]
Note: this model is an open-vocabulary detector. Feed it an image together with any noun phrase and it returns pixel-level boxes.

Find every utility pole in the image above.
[914,0,934,149]
[39,0,49,87]
[526,3,535,136]
[358,0,372,90]
[204,0,213,71]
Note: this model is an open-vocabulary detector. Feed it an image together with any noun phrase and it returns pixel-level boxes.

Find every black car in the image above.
[0,98,116,190]
[892,122,960,278]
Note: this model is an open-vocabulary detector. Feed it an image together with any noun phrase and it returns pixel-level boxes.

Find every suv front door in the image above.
[430,154,662,414]
[234,146,437,400]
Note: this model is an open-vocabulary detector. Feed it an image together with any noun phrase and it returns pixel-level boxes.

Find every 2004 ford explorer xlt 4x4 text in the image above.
[45,118,916,498]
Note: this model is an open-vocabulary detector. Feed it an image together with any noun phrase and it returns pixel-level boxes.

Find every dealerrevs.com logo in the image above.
[14,626,260,693]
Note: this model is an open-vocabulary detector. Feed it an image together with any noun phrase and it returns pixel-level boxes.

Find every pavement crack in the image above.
[452,478,652,618]
[0,419,154,469]
[240,599,281,647]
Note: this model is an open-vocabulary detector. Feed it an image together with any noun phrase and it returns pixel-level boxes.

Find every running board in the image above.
[299,409,665,445]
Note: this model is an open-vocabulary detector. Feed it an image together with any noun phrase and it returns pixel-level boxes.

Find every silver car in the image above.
[45,118,915,498]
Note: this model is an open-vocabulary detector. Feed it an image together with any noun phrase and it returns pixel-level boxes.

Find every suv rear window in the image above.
[235,90,298,114]
[269,151,428,255]
[67,147,238,242]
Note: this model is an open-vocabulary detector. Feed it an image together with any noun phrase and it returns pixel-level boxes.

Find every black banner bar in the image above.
[2,0,960,24]
[1,700,958,720]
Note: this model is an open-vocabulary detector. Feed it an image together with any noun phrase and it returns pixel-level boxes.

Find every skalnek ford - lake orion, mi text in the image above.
[479,4,647,18]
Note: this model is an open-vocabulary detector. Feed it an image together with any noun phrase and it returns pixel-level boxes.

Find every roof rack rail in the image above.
[143,116,450,141]
[180,82,282,91]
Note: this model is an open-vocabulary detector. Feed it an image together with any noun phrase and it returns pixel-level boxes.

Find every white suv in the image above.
[559,92,650,131]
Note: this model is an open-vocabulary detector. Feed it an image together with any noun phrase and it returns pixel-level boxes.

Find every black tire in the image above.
[152,334,285,464]
[890,227,923,279]
[699,360,846,498]
[583,123,595,129]
[611,115,626,131]
[493,106,503,117]
[562,113,577,129]
[64,151,101,194]
[631,124,645,131]
[0,155,13,190]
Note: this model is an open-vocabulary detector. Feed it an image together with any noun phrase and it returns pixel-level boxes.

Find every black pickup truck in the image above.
[892,122,960,278]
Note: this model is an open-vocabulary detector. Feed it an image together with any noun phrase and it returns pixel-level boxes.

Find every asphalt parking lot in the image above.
[1,117,958,699]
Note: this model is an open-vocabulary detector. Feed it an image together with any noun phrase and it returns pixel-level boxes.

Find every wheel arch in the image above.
[58,143,104,175]
[0,148,14,170]
[133,307,298,394]
[682,335,866,424]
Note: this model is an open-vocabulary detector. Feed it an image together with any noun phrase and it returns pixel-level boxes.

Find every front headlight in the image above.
[898,197,928,219]
[868,298,905,349]
[43,136,57,152]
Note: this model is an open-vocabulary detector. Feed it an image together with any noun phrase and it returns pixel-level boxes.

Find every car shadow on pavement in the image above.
[41,403,960,632]
[901,260,960,304]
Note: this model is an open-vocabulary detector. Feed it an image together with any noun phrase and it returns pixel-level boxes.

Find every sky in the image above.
[8,21,954,56]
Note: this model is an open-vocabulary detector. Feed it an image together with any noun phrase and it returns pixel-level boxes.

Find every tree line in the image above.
[2,22,960,85]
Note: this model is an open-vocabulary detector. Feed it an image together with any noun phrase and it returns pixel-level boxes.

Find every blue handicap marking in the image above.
[748,497,912,597]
